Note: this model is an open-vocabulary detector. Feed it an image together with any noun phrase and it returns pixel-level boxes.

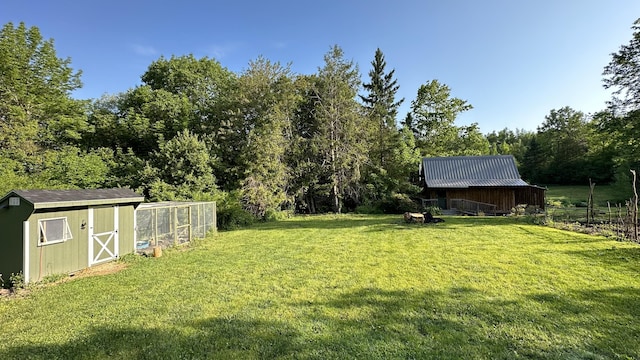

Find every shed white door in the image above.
[88,206,119,266]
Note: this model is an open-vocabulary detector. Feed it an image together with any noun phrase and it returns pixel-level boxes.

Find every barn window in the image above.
[38,218,73,245]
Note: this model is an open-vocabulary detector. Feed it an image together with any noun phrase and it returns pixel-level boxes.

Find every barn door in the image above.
[88,206,119,266]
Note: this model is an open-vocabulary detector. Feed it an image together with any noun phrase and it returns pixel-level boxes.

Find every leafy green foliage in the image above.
[407,80,487,157]
[359,49,420,204]
[235,57,295,218]
[378,193,419,213]
[215,190,255,230]
[1,20,630,220]
[37,146,110,189]
[312,46,367,213]
[0,22,86,157]
[141,130,217,201]
[603,18,640,111]
[522,107,616,185]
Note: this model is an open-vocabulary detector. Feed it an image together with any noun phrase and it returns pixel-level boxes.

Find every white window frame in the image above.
[38,217,73,246]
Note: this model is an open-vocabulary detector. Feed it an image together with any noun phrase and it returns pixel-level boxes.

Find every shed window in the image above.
[38,218,73,245]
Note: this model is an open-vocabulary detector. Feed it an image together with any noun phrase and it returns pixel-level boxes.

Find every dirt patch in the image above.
[69,261,129,280]
[1,262,130,299]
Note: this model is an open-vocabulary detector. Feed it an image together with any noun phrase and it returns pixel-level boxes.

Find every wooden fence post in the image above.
[631,170,638,241]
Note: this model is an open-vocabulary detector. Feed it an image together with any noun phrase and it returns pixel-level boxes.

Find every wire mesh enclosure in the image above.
[134,201,216,253]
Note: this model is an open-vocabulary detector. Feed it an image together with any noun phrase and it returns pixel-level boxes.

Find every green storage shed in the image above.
[0,188,144,285]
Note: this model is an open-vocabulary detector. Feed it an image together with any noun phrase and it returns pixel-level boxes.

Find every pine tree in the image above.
[314,46,366,213]
[236,57,296,218]
[360,48,404,168]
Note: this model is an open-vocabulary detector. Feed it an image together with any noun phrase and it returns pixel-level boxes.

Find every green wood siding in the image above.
[0,202,32,285]
[1,189,143,285]
[22,204,137,283]
[119,205,135,254]
[28,209,89,282]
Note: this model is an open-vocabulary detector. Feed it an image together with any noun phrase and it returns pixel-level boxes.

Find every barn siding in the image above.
[425,186,545,213]
[446,188,515,213]
[515,187,546,210]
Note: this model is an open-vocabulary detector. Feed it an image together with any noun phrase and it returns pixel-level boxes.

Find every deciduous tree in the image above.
[0,22,86,168]
[603,18,640,112]
[408,80,473,156]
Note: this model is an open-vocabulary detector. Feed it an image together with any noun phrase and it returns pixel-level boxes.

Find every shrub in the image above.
[264,208,293,222]
[423,206,442,216]
[215,191,255,230]
[378,193,419,214]
[9,272,24,290]
[354,203,384,214]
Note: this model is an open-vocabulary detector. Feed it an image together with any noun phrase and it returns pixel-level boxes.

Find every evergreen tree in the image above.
[360,48,404,166]
[603,18,640,112]
[314,46,366,213]
[235,57,297,218]
[142,130,217,200]
[359,49,409,201]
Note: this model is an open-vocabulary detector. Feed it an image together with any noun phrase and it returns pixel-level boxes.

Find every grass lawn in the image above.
[545,184,634,223]
[1,215,639,359]
[546,184,632,207]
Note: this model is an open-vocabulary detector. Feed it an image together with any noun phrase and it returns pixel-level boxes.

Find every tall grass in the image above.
[1,215,639,359]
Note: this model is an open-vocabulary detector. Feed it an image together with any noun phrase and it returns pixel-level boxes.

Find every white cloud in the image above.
[130,44,158,56]
[205,42,243,59]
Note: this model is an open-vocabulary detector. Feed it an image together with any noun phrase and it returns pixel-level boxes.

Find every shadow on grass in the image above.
[251,214,520,232]
[565,246,640,274]
[289,286,640,359]
[0,318,301,359]
[2,287,638,359]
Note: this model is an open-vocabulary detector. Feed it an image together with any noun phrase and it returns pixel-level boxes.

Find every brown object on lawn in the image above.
[153,246,163,258]
[404,212,425,223]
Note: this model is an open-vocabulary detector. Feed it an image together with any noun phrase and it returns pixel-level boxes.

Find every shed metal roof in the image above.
[421,155,530,188]
[5,188,144,209]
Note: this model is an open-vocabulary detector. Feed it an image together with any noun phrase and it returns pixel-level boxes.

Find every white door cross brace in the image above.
[88,206,119,266]
[92,231,116,261]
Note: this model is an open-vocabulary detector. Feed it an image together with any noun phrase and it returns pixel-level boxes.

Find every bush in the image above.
[215,191,255,230]
[354,203,384,214]
[264,208,293,222]
[378,193,419,214]
[9,272,24,290]
[423,206,442,215]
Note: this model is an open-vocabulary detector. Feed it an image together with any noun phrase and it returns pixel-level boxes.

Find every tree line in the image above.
[1,20,640,224]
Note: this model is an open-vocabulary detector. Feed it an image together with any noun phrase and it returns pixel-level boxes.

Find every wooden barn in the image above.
[0,188,144,285]
[419,155,545,215]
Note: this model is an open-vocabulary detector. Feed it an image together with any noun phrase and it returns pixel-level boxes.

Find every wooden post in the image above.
[631,170,638,241]
[153,208,158,246]
[587,178,595,224]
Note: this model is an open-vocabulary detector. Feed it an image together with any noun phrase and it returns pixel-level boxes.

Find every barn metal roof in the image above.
[4,188,144,209]
[421,155,530,188]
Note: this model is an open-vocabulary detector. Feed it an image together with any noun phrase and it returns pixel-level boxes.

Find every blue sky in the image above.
[2,1,639,133]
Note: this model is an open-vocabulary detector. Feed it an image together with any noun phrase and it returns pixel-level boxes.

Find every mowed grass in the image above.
[545,184,634,222]
[546,184,631,206]
[1,215,640,359]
